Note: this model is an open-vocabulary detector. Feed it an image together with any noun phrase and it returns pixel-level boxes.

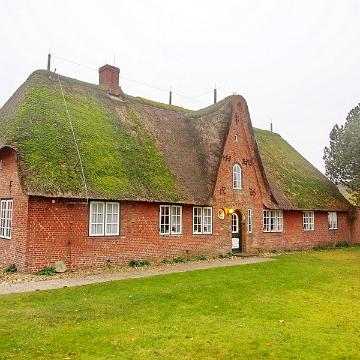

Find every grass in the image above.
[0,247,359,359]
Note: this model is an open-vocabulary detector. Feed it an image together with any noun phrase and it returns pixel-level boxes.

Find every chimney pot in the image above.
[98,64,121,96]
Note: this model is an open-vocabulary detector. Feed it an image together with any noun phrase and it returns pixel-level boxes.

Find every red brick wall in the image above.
[26,197,230,271]
[350,208,360,244]
[0,148,29,270]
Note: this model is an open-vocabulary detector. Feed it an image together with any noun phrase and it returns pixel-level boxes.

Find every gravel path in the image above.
[0,257,272,295]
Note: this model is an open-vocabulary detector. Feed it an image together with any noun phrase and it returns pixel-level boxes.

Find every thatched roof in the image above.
[0,70,350,210]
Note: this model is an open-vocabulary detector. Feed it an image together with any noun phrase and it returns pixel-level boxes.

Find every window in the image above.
[263,209,283,232]
[303,211,314,231]
[0,199,13,239]
[247,208,253,233]
[232,213,239,233]
[89,201,119,236]
[193,207,212,234]
[160,205,182,235]
[328,212,338,230]
[233,163,242,189]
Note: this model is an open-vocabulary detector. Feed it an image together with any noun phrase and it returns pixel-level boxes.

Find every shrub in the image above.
[35,267,57,276]
[172,257,187,263]
[219,252,233,259]
[161,258,173,264]
[3,264,17,273]
[195,255,208,261]
[335,241,350,248]
[128,260,150,267]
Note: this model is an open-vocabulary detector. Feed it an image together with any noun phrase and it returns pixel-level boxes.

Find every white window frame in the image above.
[232,213,239,234]
[160,205,182,235]
[89,201,120,236]
[263,209,283,233]
[303,211,314,231]
[193,206,213,235]
[0,199,13,240]
[328,212,338,230]
[247,208,253,233]
[233,163,242,189]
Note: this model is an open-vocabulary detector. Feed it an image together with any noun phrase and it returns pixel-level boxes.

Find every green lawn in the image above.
[0,247,359,359]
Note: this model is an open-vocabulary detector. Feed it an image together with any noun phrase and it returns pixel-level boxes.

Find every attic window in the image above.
[233,163,242,189]
[234,134,238,142]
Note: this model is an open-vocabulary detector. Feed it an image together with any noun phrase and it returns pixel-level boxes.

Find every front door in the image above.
[231,212,242,252]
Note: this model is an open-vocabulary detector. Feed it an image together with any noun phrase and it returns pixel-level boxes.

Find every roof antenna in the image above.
[214,84,217,104]
[47,52,51,71]
[169,87,172,105]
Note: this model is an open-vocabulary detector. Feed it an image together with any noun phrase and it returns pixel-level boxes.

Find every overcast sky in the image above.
[1,0,359,173]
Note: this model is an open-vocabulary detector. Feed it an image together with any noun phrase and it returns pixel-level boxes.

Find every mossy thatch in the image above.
[254,128,350,210]
[0,70,351,210]
[0,71,183,201]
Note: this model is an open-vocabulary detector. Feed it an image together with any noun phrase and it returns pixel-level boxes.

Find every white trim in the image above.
[232,213,239,233]
[160,205,182,235]
[203,207,213,234]
[303,211,314,231]
[233,163,242,189]
[193,206,203,234]
[0,199,13,240]
[247,208,253,233]
[105,202,120,236]
[263,209,283,233]
[89,201,120,237]
[192,206,213,235]
[328,211,338,230]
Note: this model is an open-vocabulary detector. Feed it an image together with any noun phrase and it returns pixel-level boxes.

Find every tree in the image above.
[324,103,360,205]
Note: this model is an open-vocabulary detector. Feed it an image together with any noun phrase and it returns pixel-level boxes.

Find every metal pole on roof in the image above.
[169,89,172,105]
[270,122,273,132]
[214,87,217,104]
[47,53,51,71]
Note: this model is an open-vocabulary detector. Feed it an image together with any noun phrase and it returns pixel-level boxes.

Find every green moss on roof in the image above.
[254,128,349,210]
[1,73,182,201]
[125,95,193,113]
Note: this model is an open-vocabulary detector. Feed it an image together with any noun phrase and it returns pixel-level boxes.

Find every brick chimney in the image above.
[98,64,121,96]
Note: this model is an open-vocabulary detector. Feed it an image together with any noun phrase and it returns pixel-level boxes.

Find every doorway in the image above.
[231,211,242,252]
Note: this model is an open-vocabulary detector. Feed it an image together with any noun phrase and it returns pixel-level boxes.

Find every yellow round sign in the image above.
[218,209,225,220]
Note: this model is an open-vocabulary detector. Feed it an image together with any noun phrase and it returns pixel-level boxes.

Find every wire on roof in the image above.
[56,73,89,202]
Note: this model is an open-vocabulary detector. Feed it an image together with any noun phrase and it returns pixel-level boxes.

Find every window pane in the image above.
[160,206,170,234]
[233,164,242,189]
[89,202,104,236]
[193,207,202,234]
[203,207,212,234]
[171,206,182,234]
[105,202,119,235]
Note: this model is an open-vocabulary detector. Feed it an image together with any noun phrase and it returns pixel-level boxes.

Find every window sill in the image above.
[88,235,120,238]
[0,237,11,240]
[160,233,183,236]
